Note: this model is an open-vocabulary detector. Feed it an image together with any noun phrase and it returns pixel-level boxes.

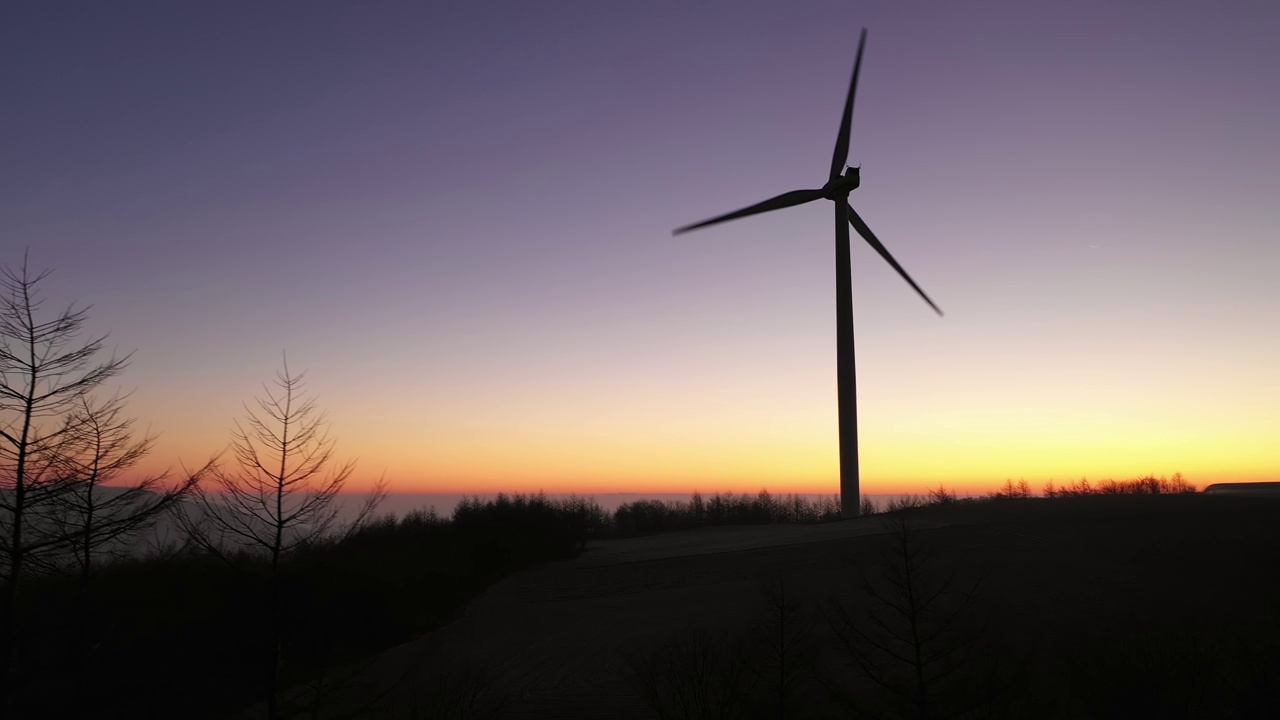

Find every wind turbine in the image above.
[673,29,942,518]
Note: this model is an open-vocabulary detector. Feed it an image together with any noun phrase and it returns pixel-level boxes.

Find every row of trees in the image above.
[887,474,1198,511]
[611,491,843,535]
[1042,474,1195,497]
[444,472,1203,544]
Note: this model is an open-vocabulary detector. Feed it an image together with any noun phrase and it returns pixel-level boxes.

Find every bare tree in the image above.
[822,515,988,720]
[29,392,206,714]
[0,258,129,700]
[0,257,208,713]
[741,576,818,718]
[626,626,750,720]
[181,356,385,719]
[405,661,510,720]
[34,394,201,578]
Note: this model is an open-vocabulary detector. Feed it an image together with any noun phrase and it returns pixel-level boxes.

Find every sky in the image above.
[3,1,1277,496]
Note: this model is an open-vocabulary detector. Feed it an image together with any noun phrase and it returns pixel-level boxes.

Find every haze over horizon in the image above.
[4,1,1276,496]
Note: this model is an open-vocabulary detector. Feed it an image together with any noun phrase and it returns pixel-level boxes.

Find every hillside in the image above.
[271,494,1280,719]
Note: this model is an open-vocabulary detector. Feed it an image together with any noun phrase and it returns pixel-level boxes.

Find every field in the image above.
[276,494,1280,719]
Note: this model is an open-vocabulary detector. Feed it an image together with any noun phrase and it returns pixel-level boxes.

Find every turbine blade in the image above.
[829,28,868,182]
[847,204,943,316]
[673,189,824,235]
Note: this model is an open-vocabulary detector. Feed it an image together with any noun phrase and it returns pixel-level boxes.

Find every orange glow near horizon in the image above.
[133,400,1275,498]
[115,212,1276,504]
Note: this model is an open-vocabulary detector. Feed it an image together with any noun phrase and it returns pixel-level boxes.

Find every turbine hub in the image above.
[822,167,860,199]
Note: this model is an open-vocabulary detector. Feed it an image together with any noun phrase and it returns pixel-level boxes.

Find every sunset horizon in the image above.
[6,0,1276,508]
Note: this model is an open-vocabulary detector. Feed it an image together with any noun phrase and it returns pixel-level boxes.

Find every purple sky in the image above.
[4,1,1277,493]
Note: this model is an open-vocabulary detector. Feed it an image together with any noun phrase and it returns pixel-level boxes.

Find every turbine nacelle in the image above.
[822,166,860,199]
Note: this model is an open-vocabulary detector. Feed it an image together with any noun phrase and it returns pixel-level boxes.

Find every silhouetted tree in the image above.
[559,494,607,550]
[859,495,878,516]
[927,484,957,505]
[994,479,1031,499]
[0,258,128,706]
[691,490,707,525]
[180,357,384,719]
[32,393,205,707]
[742,576,817,718]
[626,627,749,719]
[755,489,777,523]
[39,394,201,579]
[823,515,988,719]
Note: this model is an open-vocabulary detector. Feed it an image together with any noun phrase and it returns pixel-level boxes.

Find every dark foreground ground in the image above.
[256,494,1280,719]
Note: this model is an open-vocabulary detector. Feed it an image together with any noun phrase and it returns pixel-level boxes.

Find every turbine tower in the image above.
[673,29,942,518]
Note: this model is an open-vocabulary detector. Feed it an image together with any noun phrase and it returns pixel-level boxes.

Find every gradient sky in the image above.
[4,1,1277,495]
